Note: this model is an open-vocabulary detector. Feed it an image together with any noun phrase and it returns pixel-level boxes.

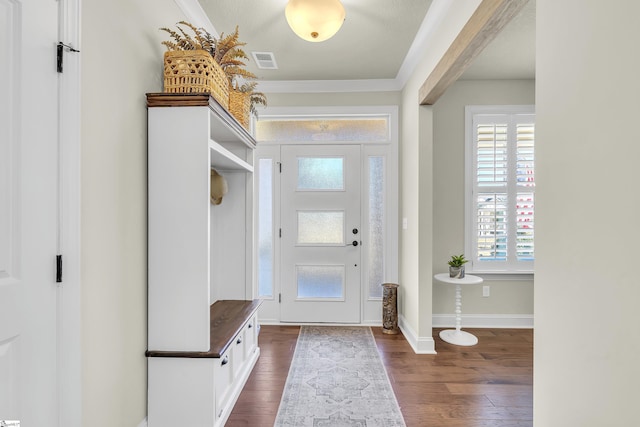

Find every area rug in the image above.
[274,326,406,427]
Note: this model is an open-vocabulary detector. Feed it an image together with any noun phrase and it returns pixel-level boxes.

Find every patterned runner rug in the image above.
[274,326,406,427]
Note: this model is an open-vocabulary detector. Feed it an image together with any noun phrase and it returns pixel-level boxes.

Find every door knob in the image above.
[352,228,359,234]
[352,240,359,246]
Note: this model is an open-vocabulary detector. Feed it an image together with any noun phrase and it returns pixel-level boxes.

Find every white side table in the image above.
[434,273,483,346]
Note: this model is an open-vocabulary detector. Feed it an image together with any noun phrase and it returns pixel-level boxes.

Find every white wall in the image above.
[535,0,640,425]
[432,79,535,320]
[81,1,183,425]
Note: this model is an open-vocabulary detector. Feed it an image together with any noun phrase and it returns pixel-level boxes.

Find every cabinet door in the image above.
[148,358,215,427]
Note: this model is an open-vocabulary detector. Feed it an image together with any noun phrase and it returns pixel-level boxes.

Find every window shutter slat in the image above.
[516,192,534,261]
[476,193,508,261]
[476,124,508,187]
[516,123,535,188]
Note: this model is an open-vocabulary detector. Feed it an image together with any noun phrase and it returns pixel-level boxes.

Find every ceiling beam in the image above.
[419,0,529,105]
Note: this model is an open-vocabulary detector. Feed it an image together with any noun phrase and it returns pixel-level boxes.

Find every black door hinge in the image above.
[279,293,281,303]
[279,228,282,238]
[57,42,80,73]
[56,254,62,283]
[278,162,282,173]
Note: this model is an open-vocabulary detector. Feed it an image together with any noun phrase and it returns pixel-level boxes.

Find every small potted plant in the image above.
[448,254,468,278]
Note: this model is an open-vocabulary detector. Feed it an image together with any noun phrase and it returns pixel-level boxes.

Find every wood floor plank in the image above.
[226,325,533,427]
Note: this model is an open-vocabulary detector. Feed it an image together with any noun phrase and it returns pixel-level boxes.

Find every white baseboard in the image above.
[137,417,147,427]
[432,314,534,329]
[257,318,281,325]
[398,315,437,354]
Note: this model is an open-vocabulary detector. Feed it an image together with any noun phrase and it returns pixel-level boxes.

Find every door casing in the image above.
[253,106,399,325]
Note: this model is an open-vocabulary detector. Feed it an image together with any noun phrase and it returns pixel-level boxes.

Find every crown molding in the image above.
[173,0,218,35]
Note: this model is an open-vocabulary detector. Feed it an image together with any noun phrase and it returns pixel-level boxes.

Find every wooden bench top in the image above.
[146,299,262,358]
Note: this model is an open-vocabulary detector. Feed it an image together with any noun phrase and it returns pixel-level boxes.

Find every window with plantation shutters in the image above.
[465,106,535,274]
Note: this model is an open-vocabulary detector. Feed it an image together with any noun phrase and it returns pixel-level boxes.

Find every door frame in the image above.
[56,0,82,425]
[253,106,399,325]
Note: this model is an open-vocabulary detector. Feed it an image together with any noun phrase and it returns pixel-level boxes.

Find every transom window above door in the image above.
[255,115,392,143]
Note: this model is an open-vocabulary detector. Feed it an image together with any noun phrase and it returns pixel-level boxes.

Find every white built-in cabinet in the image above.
[145,93,261,427]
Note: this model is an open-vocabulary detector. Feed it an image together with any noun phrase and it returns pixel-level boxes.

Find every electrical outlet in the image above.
[483,285,490,297]
[402,218,408,230]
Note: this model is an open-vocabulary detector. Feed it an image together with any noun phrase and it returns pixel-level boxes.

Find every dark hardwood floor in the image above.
[227,325,533,427]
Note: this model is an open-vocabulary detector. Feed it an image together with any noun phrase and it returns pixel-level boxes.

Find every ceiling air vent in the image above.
[251,51,278,70]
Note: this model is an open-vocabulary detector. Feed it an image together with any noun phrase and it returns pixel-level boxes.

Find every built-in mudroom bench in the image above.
[145,93,259,427]
[146,300,261,426]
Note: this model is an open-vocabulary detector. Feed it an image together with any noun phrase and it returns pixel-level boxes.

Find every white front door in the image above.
[1,0,61,424]
[280,145,361,323]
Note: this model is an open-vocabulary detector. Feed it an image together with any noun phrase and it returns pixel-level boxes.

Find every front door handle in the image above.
[351,240,359,247]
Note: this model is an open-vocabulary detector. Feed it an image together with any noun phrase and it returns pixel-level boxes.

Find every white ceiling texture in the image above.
[196,0,535,92]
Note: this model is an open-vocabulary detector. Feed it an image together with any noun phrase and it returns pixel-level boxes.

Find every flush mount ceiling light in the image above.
[285,0,346,42]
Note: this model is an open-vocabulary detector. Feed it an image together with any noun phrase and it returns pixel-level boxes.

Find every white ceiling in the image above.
[197,0,535,86]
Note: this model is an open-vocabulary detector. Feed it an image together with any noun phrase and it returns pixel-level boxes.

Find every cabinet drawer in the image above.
[214,348,233,419]
[231,331,246,378]
[244,315,257,358]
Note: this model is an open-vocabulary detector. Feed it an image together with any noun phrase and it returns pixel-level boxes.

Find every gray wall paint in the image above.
[535,1,640,424]
[81,1,183,425]
[432,79,535,316]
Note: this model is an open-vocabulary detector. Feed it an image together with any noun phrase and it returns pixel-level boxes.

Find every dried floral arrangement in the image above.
[214,26,267,120]
[160,21,215,52]
[160,21,267,119]
[213,26,255,81]
[232,81,267,115]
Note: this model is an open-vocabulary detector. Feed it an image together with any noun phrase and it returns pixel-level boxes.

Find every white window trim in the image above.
[464,105,535,276]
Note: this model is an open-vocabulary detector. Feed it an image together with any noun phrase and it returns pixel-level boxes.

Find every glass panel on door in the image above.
[297,211,344,245]
[297,157,344,190]
[296,265,345,299]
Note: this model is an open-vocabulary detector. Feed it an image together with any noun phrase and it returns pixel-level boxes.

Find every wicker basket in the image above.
[163,50,229,109]
[229,89,251,130]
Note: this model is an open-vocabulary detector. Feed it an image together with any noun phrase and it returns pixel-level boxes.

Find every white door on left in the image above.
[0,0,61,425]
